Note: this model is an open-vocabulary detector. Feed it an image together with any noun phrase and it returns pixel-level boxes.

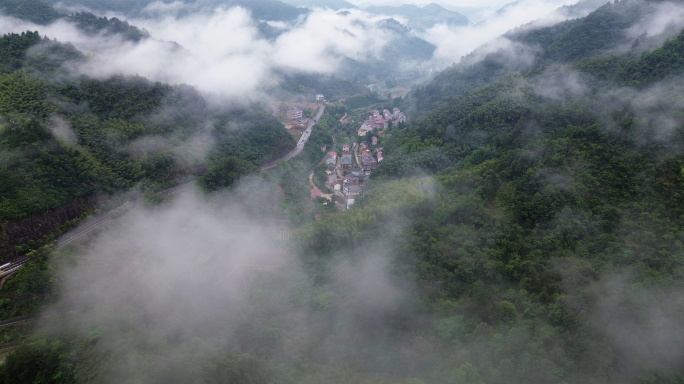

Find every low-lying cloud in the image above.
[0,0,613,99]
[422,0,583,66]
[0,6,402,99]
[39,179,419,382]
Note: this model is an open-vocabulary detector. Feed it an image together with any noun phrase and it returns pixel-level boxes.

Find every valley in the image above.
[1,0,684,383]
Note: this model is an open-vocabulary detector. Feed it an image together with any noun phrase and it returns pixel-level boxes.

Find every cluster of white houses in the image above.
[357,108,406,137]
[324,142,384,209]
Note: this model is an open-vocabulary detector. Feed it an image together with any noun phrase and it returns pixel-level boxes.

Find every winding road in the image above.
[261,106,325,170]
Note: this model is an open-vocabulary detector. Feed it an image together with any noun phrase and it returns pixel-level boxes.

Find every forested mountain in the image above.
[0,0,434,85]
[291,14,684,381]
[364,3,470,31]
[0,31,294,261]
[327,18,437,83]
[0,0,150,42]
[0,0,61,24]
[67,12,150,42]
[43,0,309,21]
[378,18,436,61]
[2,0,684,383]
[411,0,684,114]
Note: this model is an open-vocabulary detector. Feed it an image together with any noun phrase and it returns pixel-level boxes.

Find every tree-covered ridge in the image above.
[0,0,150,43]
[67,12,149,42]
[382,73,535,175]
[0,31,294,260]
[411,0,684,114]
[618,29,684,85]
[541,0,650,63]
[0,0,61,25]
[377,18,436,61]
[44,0,309,21]
[572,27,684,87]
[0,32,43,74]
[341,52,684,381]
[1,32,86,81]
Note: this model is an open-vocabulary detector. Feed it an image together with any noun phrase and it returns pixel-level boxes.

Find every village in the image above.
[310,107,407,210]
[271,96,406,213]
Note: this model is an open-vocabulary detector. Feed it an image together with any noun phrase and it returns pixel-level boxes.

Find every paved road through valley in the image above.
[261,106,325,170]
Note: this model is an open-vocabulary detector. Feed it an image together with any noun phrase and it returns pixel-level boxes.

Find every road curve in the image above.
[261,106,325,170]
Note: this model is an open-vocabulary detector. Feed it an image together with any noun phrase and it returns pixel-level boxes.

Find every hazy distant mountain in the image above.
[436,4,489,23]
[364,3,469,31]
[215,0,308,20]
[377,18,435,61]
[330,17,436,81]
[46,0,309,21]
[494,1,520,16]
[281,0,357,10]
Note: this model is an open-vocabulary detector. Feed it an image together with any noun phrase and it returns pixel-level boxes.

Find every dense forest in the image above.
[409,0,684,114]
[0,30,295,260]
[0,0,150,41]
[2,0,684,383]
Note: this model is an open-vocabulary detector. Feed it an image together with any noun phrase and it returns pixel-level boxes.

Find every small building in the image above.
[343,174,359,185]
[341,152,353,170]
[333,182,341,191]
[351,167,362,177]
[372,136,378,146]
[347,198,355,209]
[328,173,337,184]
[342,144,350,152]
[310,188,322,199]
[377,152,384,162]
[287,107,303,120]
[316,94,325,101]
[344,184,362,196]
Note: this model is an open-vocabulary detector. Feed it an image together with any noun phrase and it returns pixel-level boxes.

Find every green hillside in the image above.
[1,1,684,383]
[0,31,294,260]
[0,0,61,25]
[412,0,684,114]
